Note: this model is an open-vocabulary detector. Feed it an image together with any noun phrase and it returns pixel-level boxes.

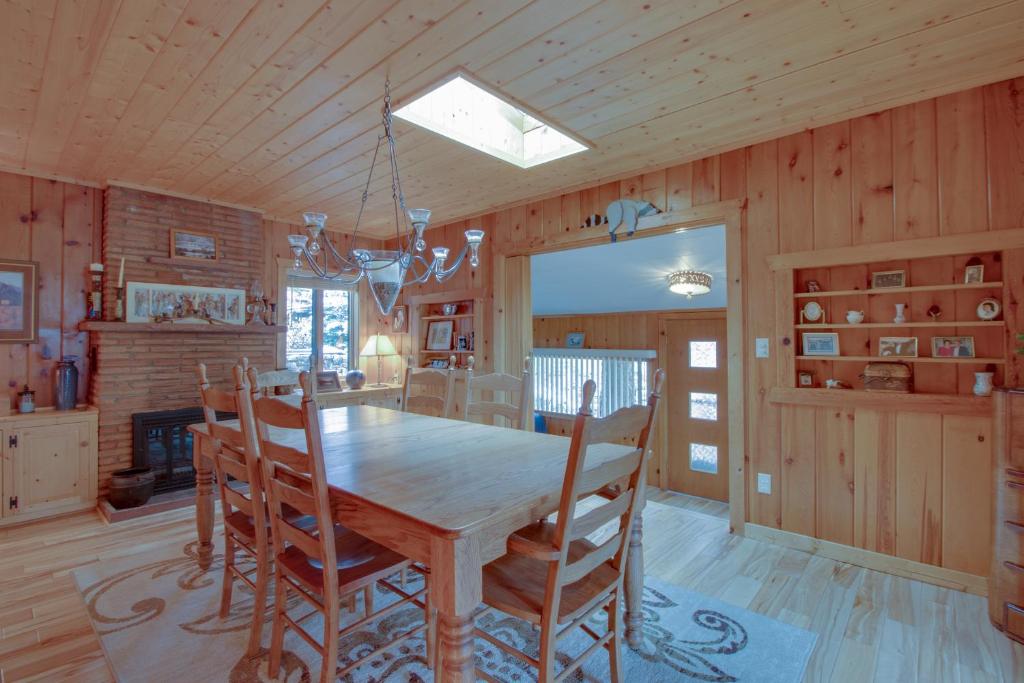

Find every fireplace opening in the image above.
[132,407,235,493]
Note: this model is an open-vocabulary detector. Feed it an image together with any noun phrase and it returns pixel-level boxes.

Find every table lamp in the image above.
[360,334,398,387]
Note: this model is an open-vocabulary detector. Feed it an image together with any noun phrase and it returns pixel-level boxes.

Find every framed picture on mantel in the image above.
[0,259,38,343]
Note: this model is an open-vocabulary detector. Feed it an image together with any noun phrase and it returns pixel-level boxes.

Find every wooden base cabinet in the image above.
[0,407,98,525]
[991,389,1024,643]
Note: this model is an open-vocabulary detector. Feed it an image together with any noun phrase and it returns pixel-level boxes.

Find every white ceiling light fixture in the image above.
[667,270,713,298]
[394,75,587,168]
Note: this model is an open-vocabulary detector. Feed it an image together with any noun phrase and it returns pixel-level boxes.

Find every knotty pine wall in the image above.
[395,77,1024,578]
[0,171,101,410]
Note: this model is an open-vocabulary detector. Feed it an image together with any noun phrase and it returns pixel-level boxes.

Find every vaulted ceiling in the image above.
[3,0,1023,236]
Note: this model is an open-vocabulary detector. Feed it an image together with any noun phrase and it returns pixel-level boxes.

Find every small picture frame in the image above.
[456,334,469,351]
[428,358,450,369]
[878,336,918,358]
[170,229,218,262]
[426,320,453,350]
[805,280,821,293]
[802,332,839,356]
[566,332,585,349]
[931,336,975,358]
[798,371,814,387]
[977,298,1001,320]
[871,270,906,289]
[316,371,341,391]
[392,305,407,333]
[964,264,984,284]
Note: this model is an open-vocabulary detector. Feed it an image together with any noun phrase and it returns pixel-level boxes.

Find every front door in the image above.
[663,316,729,501]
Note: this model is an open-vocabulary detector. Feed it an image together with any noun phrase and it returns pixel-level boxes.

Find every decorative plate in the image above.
[977,297,1000,320]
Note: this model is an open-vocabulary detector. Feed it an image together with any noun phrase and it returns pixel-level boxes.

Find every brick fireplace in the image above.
[88,186,278,496]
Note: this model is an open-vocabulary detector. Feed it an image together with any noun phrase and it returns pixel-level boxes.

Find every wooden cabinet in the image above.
[314,385,402,411]
[991,389,1024,643]
[0,407,98,525]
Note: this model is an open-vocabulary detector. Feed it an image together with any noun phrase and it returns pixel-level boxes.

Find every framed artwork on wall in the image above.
[170,229,219,262]
[566,332,585,348]
[126,281,245,325]
[0,259,38,343]
[392,305,408,333]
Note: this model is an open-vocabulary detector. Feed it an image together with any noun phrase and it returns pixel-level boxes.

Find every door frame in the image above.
[496,200,746,534]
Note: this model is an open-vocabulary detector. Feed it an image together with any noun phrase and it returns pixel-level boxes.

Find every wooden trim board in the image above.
[745,523,988,596]
[768,387,992,416]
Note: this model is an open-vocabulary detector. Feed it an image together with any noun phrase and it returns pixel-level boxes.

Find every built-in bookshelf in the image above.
[408,290,484,369]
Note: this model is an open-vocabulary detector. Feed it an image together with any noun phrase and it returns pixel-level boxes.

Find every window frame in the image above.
[285,274,359,375]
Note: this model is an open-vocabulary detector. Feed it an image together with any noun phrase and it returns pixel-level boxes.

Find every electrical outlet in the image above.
[755,337,769,358]
[757,473,772,495]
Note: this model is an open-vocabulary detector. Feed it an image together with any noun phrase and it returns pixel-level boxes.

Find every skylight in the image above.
[394,76,587,169]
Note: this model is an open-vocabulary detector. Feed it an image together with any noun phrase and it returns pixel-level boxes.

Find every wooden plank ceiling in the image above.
[3,0,1023,236]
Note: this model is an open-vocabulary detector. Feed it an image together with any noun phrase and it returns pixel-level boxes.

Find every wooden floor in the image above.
[0,490,1020,682]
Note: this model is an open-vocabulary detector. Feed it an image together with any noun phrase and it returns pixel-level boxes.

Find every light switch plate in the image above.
[757,473,772,495]
[755,337,770,358]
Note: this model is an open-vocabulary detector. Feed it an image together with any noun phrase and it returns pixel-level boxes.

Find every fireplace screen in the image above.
[132,407,234,493]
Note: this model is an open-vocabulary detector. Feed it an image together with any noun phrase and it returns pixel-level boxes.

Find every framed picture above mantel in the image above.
[0,259,38,343]
[170,229,219,262]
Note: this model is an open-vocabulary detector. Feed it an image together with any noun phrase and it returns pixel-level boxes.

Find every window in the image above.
[285,278,357,374]
[689,392,718,421]
[689,443,718,474]
[394,75,587,168]
[532,348,656,418]
[689,340,717,368]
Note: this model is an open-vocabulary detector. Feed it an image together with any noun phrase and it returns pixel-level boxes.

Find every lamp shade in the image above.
[360,334,398,357]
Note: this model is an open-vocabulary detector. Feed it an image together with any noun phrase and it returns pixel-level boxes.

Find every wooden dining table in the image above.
[188,403,648,682]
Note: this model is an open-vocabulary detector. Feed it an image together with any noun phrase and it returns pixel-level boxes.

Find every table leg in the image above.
[431,535,482,682]
[624,509,645,648]
[193,435,215,571]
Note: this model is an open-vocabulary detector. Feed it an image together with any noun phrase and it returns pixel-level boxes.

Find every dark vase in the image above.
[55,356,79,411]
[108,467,155,509]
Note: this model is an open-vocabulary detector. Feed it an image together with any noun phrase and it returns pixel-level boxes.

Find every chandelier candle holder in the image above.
[667,270,712,298]
[287,81,485,315]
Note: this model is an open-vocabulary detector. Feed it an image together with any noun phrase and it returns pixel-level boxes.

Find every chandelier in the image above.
[287,81,484,315]
[667,270,712,298]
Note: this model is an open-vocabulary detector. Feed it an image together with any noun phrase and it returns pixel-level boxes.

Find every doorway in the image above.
[661,315,729,502]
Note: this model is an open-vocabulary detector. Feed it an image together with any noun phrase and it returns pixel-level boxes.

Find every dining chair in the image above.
[240,368,430,682]
[452,370,665,683]
[461,355,532,429]
[195,363,272,657]
[240,357,301,397]
[402,355,457,417]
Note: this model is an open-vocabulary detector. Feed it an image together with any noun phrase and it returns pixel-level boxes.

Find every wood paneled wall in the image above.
[0,171,101,409]
[399,77,1024,576]
[533,312,661,351]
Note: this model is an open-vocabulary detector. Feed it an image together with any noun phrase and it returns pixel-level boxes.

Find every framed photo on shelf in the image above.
[566,332,585,348]
[798,371,814,387]
[878,336,918,358]
[964,264,984,284]
[931,336,975,358]
[870,270,906,289]
[428,358,450,369]
[126,281,245,324]
[0,259,38,343]
[170,229,218,262]
[316,371,341,392]
[977,298,1000,320]
[802,332,839,356]
[426,320,453,350]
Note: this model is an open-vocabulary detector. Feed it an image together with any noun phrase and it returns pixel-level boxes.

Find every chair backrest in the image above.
[545,369,665,622]
[196,363,265,527]
[240,367,337,589]
[402,355,457,418]
[241,357,301,397]
[462,356,532,429]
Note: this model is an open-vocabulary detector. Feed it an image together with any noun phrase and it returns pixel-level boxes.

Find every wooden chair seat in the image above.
[277,527,409,594]
[482,522,618,625]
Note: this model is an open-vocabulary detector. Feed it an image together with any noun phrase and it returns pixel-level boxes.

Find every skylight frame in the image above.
[392,72,590,169]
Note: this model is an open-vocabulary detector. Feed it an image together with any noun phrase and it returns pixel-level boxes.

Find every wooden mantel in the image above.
[79,321,285,334]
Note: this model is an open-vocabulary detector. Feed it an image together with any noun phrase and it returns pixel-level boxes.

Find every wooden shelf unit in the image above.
[408,289,484,369]
[784,248,1010,396]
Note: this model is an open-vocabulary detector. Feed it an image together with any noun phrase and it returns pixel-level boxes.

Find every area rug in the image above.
[73,539,815,682]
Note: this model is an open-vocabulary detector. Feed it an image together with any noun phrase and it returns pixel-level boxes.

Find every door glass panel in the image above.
[689,392,718,420]
[321,289,353,373]
[689,442,718,474]
[286,287,314,370]
[689,340,717,368]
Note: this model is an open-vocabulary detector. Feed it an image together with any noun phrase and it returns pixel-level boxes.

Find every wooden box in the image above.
[861,362,912,393]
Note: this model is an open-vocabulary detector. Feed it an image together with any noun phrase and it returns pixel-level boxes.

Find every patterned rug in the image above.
[73,538,815,682]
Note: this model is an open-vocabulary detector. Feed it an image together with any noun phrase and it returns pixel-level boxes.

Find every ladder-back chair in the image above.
[240,369,429,682]
[460,370,665,682]
[461,355,532,429]
[402,355,457,418]
[195,363,271,657]
[241,357,301,397]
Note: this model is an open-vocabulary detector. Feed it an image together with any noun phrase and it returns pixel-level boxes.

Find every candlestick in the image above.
[117,256,124,288]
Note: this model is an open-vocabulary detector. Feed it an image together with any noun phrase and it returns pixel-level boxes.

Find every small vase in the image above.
[893,303,907,324]
[973,371,994,397]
